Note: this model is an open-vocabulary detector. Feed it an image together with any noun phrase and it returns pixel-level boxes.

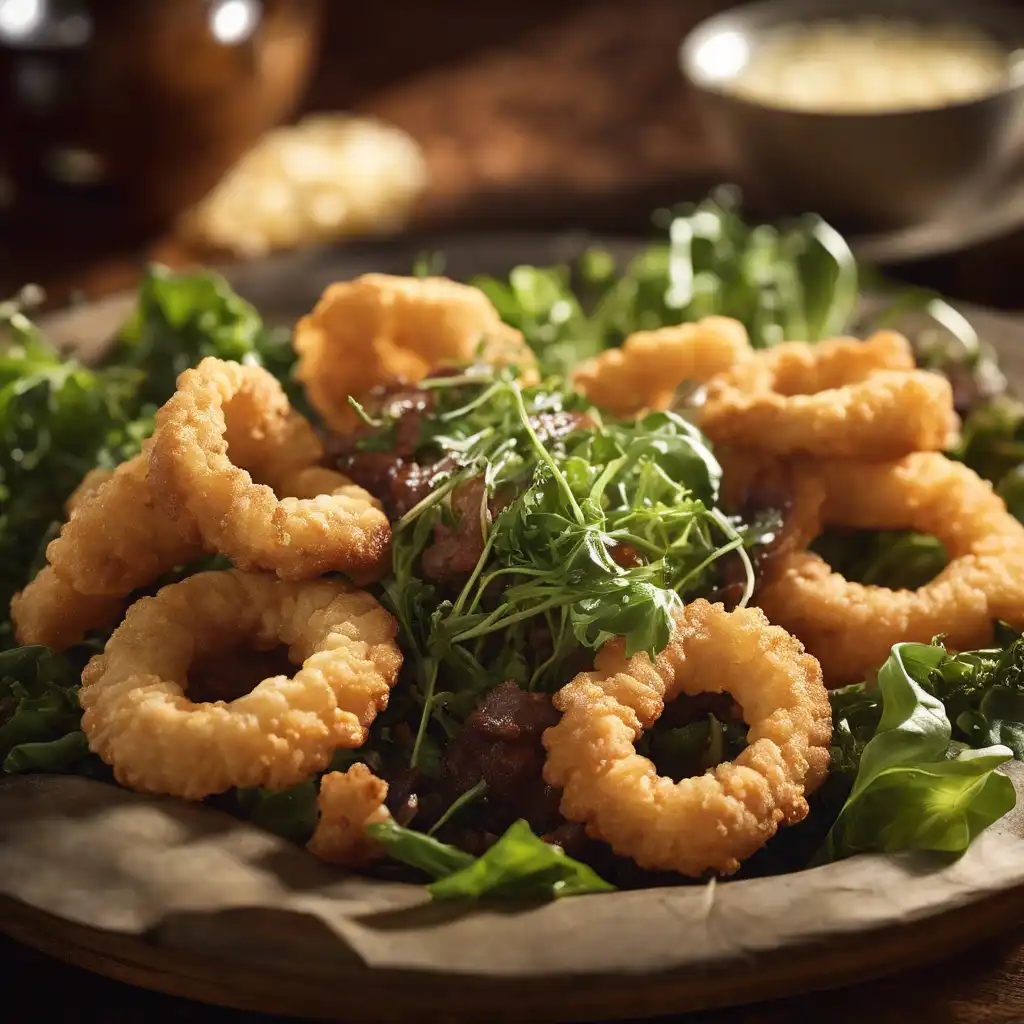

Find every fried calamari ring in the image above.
[307,763,392,867]
[149,358,390,581]
[542,600,831,876]
[10,568,124,650]
[11,451,206,650]
[79,570,402,799]
[293,274,537,431]
[700,331,959,459]
[44,451,206,597]
[757,452,1024,687]
[572,317,751,417]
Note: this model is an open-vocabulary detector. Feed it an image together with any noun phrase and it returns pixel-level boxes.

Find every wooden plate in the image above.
[5,235,1024,1023]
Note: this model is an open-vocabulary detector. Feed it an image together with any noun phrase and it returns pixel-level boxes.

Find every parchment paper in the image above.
[1,768,1023,980]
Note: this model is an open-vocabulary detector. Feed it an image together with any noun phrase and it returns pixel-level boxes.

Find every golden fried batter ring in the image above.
[46,451,206,597]
[700,331,959,459]
[11,451,207,650]
[293,273,537,431]
[307,763,392,867]
[149,358,391,581]
[572,317,751,417]
[79,570,403,799]
[542,600,832,876]
[757,452,1024,687]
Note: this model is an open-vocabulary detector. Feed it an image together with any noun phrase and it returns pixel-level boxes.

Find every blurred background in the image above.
[2,0,1024,309]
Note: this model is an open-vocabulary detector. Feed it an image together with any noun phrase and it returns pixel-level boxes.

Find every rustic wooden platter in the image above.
[4,234,1024,1022]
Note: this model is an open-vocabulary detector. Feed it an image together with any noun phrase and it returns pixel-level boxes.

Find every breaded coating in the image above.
[293,274,536,431]
[11,451,206,650]
[758,452,1024,686]
[542,600,831,876]
[572,317,751,416]
[307,763,392,868]
[79,570,402,800]
[10,567,124,650]
[149,358,391,582]
[701,331,959,459]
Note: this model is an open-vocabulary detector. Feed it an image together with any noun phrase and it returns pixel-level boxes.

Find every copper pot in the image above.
[0,0,323,233]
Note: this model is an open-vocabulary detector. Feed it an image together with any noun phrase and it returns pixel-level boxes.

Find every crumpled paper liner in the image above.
[2,768,1023,985]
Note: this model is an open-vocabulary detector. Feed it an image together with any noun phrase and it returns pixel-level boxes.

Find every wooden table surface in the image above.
[2,1,1024,1020]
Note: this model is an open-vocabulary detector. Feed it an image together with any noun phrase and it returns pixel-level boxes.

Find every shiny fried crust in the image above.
[293,273,537,431]
[148,358,391,581]
[701,331,959,459]
[572,317,751,417]
[757,452,1024,687]
[11,452,206,650]
[307,763,392,867]
[542,600,831,876]
[79,570,403,800]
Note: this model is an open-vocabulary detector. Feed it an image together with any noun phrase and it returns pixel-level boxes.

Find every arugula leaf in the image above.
[827,643,1015,859]
[367,818,476,878]
[370,818,615,899]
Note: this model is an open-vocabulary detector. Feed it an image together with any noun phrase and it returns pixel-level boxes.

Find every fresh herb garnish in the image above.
[373,369,749,769]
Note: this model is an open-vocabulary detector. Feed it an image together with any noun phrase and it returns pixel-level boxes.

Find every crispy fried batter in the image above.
[149,358,391,581]
[542,600,831,876]
[10,567,124,650]
[701,331,959,459]
[307,763,392,867]
[293,274,536,431]
[45,451,206,597]
[757,452,1024,686]
[11,451,206,650]
[79,570,403,799]
[572,317,751,416]
[65,467,114,517]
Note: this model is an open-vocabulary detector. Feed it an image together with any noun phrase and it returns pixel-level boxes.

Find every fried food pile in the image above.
[8,270,1023,889]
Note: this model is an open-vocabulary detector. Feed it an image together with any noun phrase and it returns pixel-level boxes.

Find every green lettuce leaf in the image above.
[827,643,1015,859]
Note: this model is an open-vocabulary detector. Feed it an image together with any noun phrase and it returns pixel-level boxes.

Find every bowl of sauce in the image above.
[681,0,1024,231]
[0,0,324,234]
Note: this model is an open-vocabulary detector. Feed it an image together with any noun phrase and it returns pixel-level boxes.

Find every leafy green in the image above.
[0,266,299,643]
[470,188,859,377]
[106,265,300,409]
[370,370,748,767]
[0,645,97,774]
[234,781,320,845]
[811,529,947,590]
[369,818,615,899]
[827,643,1016,859]
[367,818,476,878]
[644,714,747,781]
